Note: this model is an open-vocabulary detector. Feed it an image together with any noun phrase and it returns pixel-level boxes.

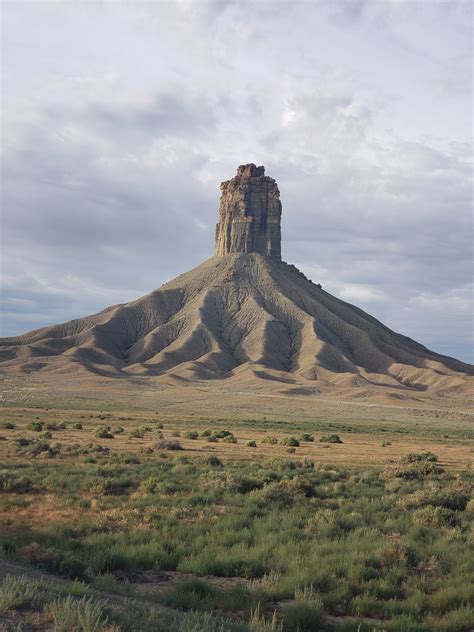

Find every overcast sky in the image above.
[1,0,472,363]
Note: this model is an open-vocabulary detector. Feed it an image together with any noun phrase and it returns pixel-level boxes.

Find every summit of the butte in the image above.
[1,164,472,397]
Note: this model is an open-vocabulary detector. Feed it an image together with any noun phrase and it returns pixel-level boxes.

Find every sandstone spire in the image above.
[215,164,282,260]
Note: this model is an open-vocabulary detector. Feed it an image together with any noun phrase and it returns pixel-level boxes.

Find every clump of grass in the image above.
[247,440,257,448]
[1,422,15,429]
[74,422,83,430]
[46,595,107,632]
[283,601,323,631]
[320,434,342,443]
[299,434,315,442]
[0,574,44,613]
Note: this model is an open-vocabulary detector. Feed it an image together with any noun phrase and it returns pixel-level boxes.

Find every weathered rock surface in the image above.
[0,163,472,396]
[215,164,282,259]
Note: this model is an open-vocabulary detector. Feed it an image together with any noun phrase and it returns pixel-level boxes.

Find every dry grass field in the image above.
[0,382,473,631]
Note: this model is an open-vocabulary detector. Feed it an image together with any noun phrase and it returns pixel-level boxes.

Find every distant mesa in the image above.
[0,163,472,397]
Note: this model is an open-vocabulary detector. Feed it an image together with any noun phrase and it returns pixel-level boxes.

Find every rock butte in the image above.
[215,164,282,259]
[0,164,472,397]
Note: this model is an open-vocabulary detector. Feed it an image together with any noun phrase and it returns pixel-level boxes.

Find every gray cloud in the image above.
[1,1,472,363]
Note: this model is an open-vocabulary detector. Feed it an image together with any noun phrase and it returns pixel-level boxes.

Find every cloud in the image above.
[1,1,472,363]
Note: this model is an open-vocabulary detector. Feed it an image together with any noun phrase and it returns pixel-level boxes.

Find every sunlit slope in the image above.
[1,254,472,394]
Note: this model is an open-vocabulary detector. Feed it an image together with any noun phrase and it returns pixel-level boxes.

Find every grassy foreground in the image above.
[0,406,473,631]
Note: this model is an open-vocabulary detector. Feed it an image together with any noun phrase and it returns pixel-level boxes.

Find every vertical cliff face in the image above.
[215,164,282,259]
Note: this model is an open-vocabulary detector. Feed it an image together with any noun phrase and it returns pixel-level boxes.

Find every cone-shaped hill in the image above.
[1,164,472,396]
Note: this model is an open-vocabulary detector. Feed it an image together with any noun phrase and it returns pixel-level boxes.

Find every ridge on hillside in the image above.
[1,164,472,395]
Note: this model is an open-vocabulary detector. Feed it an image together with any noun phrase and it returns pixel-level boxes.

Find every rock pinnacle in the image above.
[215,163,282,259]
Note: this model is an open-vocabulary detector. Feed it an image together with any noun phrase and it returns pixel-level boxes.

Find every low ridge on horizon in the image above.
[1,163,472,397]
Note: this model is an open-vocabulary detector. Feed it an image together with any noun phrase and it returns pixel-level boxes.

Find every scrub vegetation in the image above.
[0,406,472,631]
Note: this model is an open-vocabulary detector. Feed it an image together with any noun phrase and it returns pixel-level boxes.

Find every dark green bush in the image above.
[184,431,199,440]
[262,436,278,445]
[403,451,438,463]
[280,437,299,447]
[95,429,114,439]
[283,602,323,631]
[320,434,342,443]
[155,438,183,451]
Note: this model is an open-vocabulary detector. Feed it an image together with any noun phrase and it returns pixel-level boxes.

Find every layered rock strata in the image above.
[215,163,282,259]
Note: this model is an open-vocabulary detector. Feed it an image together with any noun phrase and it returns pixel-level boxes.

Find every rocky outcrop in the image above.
[215,164,282,259]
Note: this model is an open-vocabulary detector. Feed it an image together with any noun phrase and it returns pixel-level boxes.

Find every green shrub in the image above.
[223,435,237,444]
[122,453,140,464]
[155,438,183,451]
[300,434,315,442]
[13,437,31,447]
[74,422,83,430]
[184,431,199,440]
[206,456,223,467]
[207,436,218,443]
[0,574,44,613]
[47,595,107,632]
[113,426,124,434]
[320,434,342,443]
[262,436,278,445]
[247,440,257,448]
[280,437,299,447]
[90,478,133,497]
[403,451,438,463]
[18,543,85,579]
[212,430,233,439]
[386,461,443,480]
[139,477,160,494]
[1,422,15,429]
[155,422,164,429]
[95,428,114,439]
[160,578,217,611]
[29,421,43,432]
[283,601,323,631]
[201,430,211,437]
[413,506,459,528]
[1,474,35,493]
